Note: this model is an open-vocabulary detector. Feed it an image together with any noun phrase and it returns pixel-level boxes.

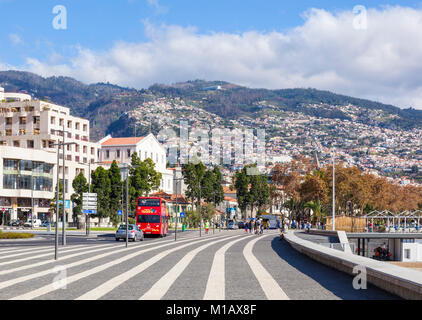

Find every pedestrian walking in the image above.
[245,221,249,233]
[205,220,210,234]
[260,219,264,234]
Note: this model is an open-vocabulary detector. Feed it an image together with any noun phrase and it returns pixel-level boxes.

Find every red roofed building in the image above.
[98,133,174,194]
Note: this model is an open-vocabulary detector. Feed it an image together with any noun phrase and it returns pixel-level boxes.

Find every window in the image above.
[33,116,40,124]
[91,147,95,155]
[127,149,131,157]
[27,140,34,149]
[83,124,87,131]
[19,117,26,125]
[59,118,64,126]
[75,122,80,130]
[33,129,40,135]
[75,144,80,153]
[145,151,147,159]
[137,215,161,223]
[13,141,19,147]
[405,249,411,260]
[138,198,161,207]
[117,150,120,158]
[67,120,72,128]
[5,117,12,125]
[106,150,110,158]
[5,129,12,136]
[19,129,26,135]
[50,117,55,125]
[83,146,87,154]
[0,141,6,146]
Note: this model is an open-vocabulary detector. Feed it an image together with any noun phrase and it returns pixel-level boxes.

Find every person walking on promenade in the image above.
[250,220,254,234]
[245,221,249,233]
[260,219,264,235]
[205,220,210,234]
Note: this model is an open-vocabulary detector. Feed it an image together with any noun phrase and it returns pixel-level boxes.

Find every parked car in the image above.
[115,224,144,242]
[237,221,245,229]
[227,221,238,230]
[24,219,42,227]
[11,220,24,227]
[41,221,51,227]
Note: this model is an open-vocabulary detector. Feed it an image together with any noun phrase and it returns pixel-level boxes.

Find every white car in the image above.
[24,219,42,227]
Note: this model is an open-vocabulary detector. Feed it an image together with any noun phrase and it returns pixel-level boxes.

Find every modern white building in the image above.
[98,134,174,194]
[0,87,101,223]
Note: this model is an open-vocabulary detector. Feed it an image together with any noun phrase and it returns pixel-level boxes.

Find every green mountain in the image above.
[0,70,420,141]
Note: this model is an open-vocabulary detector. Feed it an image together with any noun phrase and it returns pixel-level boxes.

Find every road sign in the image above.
[83,209,97,214]
[83,193,97,198]
[117,210,123,216]
[180,212,185,218]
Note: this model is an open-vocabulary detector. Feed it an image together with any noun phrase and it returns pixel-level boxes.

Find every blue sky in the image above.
[1,1,422,107]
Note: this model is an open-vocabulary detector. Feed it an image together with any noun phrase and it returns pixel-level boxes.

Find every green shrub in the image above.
[0,232,35,239]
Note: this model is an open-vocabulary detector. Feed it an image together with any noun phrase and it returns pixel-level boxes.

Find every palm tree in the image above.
[304,200,322,225]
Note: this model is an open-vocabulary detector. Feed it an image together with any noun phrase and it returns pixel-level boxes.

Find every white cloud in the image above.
[9,33,23,45]
[21,6,422,108]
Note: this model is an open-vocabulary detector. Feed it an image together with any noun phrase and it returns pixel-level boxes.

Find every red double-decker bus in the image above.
[136,197,169,237]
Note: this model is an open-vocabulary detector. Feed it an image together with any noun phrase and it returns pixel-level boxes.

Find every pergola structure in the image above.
[363,210,422,233]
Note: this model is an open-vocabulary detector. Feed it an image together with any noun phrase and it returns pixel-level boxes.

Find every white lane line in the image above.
[0,245,62,256]
[8,233,231,300]
[203,236,252,300]
[139,234,245,300]
[243,235,289,300]
[0,243,120,276]
[0,244,99,268]
[0,244,89,260]
[76,234,238,300]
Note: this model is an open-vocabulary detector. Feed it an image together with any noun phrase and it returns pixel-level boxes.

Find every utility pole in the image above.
[62,123,66,246]
[55,143,60,260]
[332,148,336,231]
[199,180,202,237]
[126,165,129,248]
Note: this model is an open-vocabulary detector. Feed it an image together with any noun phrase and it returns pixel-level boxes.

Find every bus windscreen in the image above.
[138,198,160,207]
[137,215,161,223]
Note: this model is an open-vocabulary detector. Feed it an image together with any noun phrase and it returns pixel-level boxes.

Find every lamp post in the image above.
[120,164,130,248]
[332,148,336,231]
[174,178,183,241]
[199,180,202,237]
[51,139,76,257]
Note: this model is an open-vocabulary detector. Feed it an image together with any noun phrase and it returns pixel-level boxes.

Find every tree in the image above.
[233,166,250,219]
[182,162,206,210]
[129,152,162,211]
[71,172,88,228]
[91,166,111,220]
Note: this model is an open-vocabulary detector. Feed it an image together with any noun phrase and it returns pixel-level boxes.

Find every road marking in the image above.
[243,235,290,300]
[8,233,232,299]
[0,245,63,256]
[139,234,245,300]
[203,236,252,300]
[76,234,238,300]
[0,243,119,276]
[0,244,88,261]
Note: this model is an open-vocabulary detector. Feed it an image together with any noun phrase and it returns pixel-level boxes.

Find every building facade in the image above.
[0,87,100,223]
[98,134,174,194]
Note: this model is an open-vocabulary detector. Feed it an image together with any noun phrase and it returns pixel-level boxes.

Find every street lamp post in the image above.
[332,148,336,231]
[120,164,130,248]
[199,180,202,237]
[174,178,183,242]
[52,139,76,258]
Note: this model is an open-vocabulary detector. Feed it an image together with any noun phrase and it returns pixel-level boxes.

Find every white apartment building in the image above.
[98,134,174,194]
[0,87,100,223]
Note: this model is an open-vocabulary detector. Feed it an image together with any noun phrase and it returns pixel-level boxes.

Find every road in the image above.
[0,229,398,300]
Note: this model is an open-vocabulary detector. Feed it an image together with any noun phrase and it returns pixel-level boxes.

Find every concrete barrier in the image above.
[284,230,422,300]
